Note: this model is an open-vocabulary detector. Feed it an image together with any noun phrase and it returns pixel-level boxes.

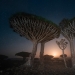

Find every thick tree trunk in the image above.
[40,42,45,65]
[24,41,38,66]
[70,41,75,67]
[62,50,67,68]
[31,41,38,65]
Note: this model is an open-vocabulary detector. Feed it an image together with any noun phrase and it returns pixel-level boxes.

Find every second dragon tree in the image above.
[9,12,60,66]
[56,39,68,68]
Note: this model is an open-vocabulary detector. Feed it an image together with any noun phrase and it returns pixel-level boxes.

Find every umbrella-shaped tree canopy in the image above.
[9,12,60,66]
[15,52,31,57]
[15,52,31,62]
[9,12,60,43]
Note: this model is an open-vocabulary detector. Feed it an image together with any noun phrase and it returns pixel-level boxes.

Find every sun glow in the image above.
[52,52,58,57]
[53,53,56,57]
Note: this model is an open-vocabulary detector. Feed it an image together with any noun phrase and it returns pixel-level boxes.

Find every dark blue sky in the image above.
[0,0,75,58]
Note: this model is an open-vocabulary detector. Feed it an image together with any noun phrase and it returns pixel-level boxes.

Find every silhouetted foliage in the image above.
[15,52,31,57]
[43,55,54,60]
[70,17,75,23]
[60,54,67,58]
[15,52,31,61]
[59,18,69,29]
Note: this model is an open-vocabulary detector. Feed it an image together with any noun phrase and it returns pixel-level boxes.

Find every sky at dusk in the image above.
[0,0,75,58]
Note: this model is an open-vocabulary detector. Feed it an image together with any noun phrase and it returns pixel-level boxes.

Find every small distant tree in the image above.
[60,54,67,58]
[56,39,68,68]
[43,55,54,60]
[15,52,31,62]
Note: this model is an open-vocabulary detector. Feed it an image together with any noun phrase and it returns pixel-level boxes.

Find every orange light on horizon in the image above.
[51,52,60,58]
[53,53,56,57]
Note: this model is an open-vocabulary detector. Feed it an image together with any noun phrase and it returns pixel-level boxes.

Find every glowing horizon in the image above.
[35,34,71,58]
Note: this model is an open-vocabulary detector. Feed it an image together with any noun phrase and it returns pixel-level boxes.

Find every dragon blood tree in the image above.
[9,12,60,66]
[15,51,31,62]
[59,18,75,67]
[56,39,68,68]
